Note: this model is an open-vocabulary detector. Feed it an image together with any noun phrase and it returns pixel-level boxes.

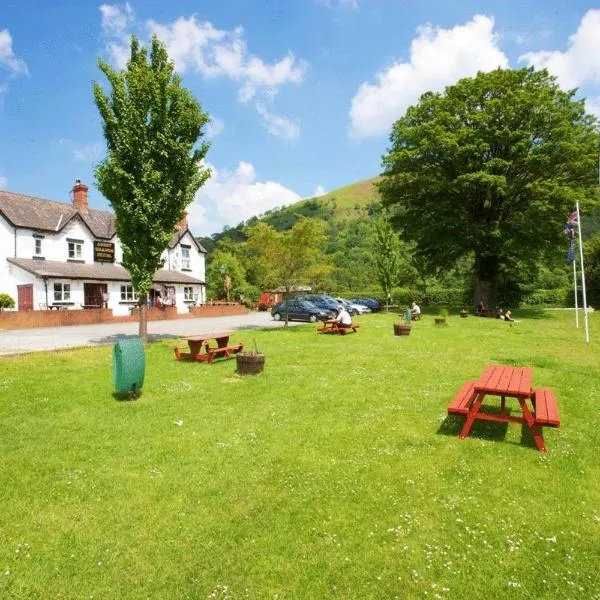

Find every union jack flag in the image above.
[563,206,578,262]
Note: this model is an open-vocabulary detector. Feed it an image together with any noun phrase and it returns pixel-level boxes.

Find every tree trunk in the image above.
[138,294,148,344]
[474,278,495,310]
[284,285,290,328]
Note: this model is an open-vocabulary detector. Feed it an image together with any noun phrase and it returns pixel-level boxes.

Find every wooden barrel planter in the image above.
[393,323,411,336]
[434,317,448,326]
[236,352,265,375]
[460,310,468,318]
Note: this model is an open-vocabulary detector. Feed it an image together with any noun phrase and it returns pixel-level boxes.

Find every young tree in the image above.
[205,250,247,301]
[379,67,600,308]
[245,218,328,326]
[373,216,401,306]
[93,35,211,342]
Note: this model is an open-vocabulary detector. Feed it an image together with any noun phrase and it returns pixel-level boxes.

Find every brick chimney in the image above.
[72,179,89,212]
[175,211,188,231]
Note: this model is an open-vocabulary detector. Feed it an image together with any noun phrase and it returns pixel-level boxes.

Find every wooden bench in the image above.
[447,380,477,416]
[533,388,560,427]
[205,342,243,363]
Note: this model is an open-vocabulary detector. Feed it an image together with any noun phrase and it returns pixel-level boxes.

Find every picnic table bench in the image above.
[317,320,360,335]
[447,365,560,452]
[174,331,243,363]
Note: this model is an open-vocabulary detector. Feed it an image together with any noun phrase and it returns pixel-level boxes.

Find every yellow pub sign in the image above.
[94,241,115,263]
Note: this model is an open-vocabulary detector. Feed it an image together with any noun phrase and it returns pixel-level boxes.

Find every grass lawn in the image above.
[1,310,599,599]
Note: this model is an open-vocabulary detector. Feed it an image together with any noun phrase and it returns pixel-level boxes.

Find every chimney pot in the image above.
[175,211,188,231]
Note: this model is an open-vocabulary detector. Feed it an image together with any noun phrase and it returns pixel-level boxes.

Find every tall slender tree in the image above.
[94,35,211,342]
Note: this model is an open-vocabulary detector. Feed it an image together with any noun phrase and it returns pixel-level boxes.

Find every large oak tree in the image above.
[94,35,211,342]
[379,67,599,307]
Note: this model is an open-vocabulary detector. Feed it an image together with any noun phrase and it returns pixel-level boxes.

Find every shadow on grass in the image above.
[89,333,177,345]
[437,410,540,451]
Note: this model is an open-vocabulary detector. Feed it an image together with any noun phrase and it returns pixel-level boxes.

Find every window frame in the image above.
[120,285,138,302]
[53,282,71,302]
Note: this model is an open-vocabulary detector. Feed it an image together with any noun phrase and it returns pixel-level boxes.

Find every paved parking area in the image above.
[0,311,291,355]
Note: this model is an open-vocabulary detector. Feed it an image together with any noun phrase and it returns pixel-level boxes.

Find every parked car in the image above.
[334,297,371,315]
[271,299,336,322]
[298,294,346,314]
[350,297,382,312]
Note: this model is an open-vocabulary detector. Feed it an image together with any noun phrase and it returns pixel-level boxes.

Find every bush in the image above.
[0,293,15,310]
[521,288,571,306]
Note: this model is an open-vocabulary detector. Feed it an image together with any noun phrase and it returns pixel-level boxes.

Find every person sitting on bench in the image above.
[411,301,421,320]
[334,305,353,329]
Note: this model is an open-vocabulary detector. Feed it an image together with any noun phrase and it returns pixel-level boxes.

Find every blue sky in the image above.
[1,1,600,236]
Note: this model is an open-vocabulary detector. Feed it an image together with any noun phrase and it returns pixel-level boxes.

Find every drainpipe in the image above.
[14,227,17,257]
[43,277,49,308]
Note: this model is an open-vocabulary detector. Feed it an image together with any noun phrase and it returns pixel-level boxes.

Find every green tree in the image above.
[205,250,247,301]
[379,67,599,307]
[94,35,211,342]
[373,216,401,305]
[0,293,15,311]
[245,218,328,326]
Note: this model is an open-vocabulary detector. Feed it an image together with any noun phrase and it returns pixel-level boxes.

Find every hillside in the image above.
[197,177,381,252]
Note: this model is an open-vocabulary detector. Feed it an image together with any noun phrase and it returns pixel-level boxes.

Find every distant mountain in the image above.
[197,177,382,252]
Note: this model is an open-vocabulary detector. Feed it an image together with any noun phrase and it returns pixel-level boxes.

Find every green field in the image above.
[1,310,598,599]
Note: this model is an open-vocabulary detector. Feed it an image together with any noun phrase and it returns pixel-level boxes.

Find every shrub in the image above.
[0,293,15,311]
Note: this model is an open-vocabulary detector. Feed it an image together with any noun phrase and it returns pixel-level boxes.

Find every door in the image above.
[17,284,33,311]
[84,283,107,307]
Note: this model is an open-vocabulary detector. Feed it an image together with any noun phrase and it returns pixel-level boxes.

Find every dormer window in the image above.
[67,239,83,260]
[181,245,191,270]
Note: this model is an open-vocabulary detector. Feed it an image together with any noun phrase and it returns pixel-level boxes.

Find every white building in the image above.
[0,180,206,316]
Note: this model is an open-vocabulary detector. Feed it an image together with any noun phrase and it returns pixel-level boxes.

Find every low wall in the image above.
[0,303,249,330]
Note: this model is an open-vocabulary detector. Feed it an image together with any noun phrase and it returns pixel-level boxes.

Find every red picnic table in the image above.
[448,365,560,452]
[174,331,243,363]
[317,320,360,335]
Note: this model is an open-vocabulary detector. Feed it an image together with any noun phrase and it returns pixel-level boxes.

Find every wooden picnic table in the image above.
[174,331,243,363]
[448,365,560,452]
[317,320,360,335]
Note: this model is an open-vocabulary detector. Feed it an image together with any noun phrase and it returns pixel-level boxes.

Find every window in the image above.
[68,241,83,260]
[184,286,194,301]
[120,285,138,302]
[35,238,42,255]
[181,246,191,270]
[53,283,71,302]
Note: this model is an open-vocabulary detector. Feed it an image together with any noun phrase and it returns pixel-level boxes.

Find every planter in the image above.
[236,352,265,375]
[434,317,448,326]
[393,323,411,336]
[460,310,468,318]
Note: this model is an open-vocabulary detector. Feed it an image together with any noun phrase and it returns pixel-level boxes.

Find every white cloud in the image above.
[147,15,308,101]
[255,102,300,140]
[0,175,7,189]
[188,161,301,235]
[585,96,600,119]
[315,0,359,9]
[99,3,134,69]
[205,116,224,139]
[519,9,600,90]
[348,14,508,139]
[73,143,103,163]
[0,29,28,75]
[98,6,306,142]
[312,185,326,197]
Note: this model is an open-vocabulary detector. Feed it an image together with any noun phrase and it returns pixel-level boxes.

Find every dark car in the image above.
[301,294,355,315]
[271,299,336,322]
[350,297,382,312]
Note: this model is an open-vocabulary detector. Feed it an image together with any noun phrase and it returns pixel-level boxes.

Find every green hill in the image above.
[198,177,381,252]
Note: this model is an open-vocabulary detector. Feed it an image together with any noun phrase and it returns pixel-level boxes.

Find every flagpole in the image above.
[575,202,590,343]
[572,258,579,328]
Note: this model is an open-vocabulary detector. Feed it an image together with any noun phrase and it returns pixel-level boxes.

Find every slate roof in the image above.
[0,190,115,238]
[0,189,207,252]
[8,258,205,284]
